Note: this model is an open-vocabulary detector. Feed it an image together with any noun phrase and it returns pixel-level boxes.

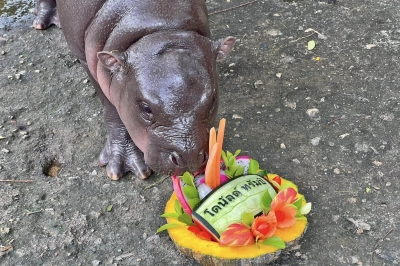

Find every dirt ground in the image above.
[1,0,400,265]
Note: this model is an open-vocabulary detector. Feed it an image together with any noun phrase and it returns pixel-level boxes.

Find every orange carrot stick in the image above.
[213,119,226,187]
[205,143,218,188]
[209,127,216,157]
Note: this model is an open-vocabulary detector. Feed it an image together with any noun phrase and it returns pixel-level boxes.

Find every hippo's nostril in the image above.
[198,149,207,164]
[170,152,180,166]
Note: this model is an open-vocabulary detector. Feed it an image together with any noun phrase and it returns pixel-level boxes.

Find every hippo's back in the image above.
[57,0,210,64]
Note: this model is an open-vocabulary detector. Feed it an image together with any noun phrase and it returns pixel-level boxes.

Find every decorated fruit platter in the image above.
[157,119,311,265]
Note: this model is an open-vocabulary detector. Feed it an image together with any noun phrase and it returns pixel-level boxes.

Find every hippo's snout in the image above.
[169,149,207,171]
[145,137,209,175]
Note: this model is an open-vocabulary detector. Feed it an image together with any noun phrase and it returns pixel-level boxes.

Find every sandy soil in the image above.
[1,0,399,265]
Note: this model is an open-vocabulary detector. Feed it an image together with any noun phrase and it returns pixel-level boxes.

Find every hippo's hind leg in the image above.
[81,64,152,180]
[33,0,60,30]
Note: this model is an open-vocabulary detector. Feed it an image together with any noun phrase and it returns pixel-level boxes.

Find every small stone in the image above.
[19,60,24,64]
[310,137,321,146]
[292,159,300,164]
[91,170,98,176]
[333,168,340,174]
[265,29,282,36]
[280,143,286,149]
[284,100,296,110]
[386,182,391,187]
[83,79,89,84]
[276,73,282,78]
[339,133,350,139]
[328,142,335,147]
[1,51,5,55]
[306,108,320,117]
[92,260,101,266]
[34,69,40,73]
[254,80,263,88]
[15,73,21,79]
[1,148,10,153]
[19,130,28,135]
[380,113,395,121]
[232,114,243,119]
[372,160,383,166]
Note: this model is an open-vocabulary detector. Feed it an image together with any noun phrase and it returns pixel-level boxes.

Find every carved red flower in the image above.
[270,188,298,228]
[219,223,255,246]
[251,212,277,240]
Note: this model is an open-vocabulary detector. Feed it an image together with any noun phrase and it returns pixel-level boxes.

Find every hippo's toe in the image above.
[32,1,60,30]
[99,137,152,180]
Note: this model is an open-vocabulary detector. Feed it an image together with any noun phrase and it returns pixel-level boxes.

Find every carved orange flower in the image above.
[219,223,255,246]
[270,188,298,228]
[250,212,277,240]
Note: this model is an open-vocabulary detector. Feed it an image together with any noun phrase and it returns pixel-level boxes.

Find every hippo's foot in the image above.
[32,0,60,30]
[98,136,152,180]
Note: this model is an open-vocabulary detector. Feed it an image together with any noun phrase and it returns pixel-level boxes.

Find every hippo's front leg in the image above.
[82,64,152,180]
[99,101,152,180]
[33,0,60,30]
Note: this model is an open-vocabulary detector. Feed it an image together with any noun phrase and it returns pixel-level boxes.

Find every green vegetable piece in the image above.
[308,40,316,50]
[106,205,113,212]
[234,166,245,177]
[160,212,180,219]
[292,196,303,210]
[262,236,286,249]
[233,149,241,157]
[188,198,200,210]
[178,213,195,225]
[248,159,260,174]
[183,185,199,199]
[156,223,182,233]
[261,190,273,212]
[174,199,183,215]
[182,172,195,187]
[241,212,255,228]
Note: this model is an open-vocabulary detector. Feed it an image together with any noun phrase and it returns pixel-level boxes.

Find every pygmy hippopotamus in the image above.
[33,0,235,180]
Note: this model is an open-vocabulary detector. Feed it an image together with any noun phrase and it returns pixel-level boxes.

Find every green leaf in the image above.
[295,215,308,221]
[241,212,254,227]
[308,40,316,50]
[234,166,245,177]
[248,159,260,174]
[183,185,199,199]
[262,236,286,249]
[174,200,183,215]
[156,223,182,233]
[227,150,234,158]
[182,172,195,187]
[228,156,235,166]
[257,169,268,178]
[160,212,180,219]
[292,197,303,210]
[261,190,273,211]
[106,205,113,212]
[233,149,241,157]
[221,150,228,166]
[178,213,194,225]
[188,198,200,210]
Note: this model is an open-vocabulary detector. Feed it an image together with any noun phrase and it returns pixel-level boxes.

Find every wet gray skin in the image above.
[32,0,235,180]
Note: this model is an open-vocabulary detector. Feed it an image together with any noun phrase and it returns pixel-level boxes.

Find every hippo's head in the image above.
[97,31,235,175]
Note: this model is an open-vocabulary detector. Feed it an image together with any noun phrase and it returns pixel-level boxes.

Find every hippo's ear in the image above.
[97,51,126,73]
[213,36,236,61]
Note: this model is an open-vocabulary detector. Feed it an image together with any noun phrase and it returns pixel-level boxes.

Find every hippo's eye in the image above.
[138,102,153,121]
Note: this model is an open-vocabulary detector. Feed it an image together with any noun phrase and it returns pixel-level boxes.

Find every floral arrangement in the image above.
[158,119,311,253]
